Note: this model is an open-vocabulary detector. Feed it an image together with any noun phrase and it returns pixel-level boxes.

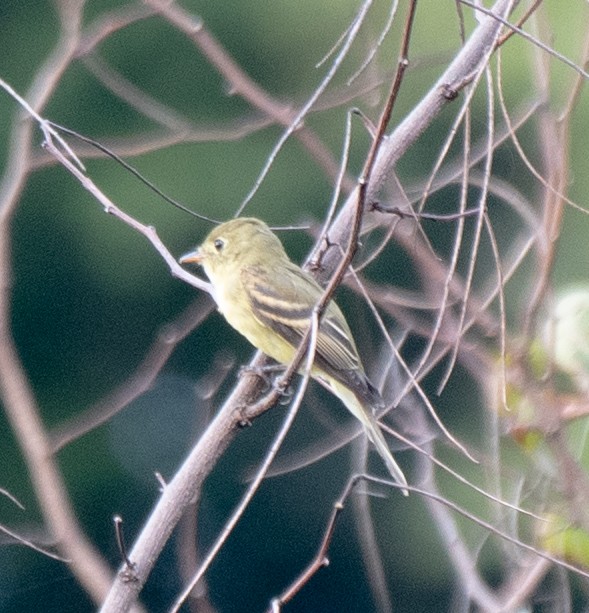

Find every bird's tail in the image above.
[330,380,409,496]
[363,413,409,496]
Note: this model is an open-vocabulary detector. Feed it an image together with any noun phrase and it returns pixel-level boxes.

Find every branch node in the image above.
[189,16,203,32]
[236,406,253,428]
[441,83,459,101]
[159,324,179,344]
[154,472,167,491]
[113,515,137,578]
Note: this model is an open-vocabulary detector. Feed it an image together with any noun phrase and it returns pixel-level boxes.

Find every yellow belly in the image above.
[215,284,296,366]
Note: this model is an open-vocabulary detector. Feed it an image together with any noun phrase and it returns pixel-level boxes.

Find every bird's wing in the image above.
[241,264,360,373]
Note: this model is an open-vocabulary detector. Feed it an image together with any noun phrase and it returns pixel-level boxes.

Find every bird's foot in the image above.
[274,378,293,405]
[238,363,286,391]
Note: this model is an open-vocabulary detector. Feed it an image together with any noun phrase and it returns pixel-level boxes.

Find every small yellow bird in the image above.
[180,217,407,493]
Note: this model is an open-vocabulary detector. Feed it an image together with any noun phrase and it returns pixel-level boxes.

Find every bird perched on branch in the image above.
[180,217,407,494]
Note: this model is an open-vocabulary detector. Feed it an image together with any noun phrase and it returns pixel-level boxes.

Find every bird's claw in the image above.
[239,363,285,392]
[275,379,293,405]
[238,364,292,405]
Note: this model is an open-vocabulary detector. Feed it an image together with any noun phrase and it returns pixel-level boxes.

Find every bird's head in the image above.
[180,217,289,277]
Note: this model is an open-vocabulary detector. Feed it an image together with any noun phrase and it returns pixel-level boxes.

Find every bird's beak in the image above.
[179,248,203,265]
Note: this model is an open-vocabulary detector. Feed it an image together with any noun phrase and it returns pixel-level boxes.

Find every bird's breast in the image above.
[210,272,295,365]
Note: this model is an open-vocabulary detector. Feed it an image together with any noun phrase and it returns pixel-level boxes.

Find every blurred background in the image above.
[1,1,589,611]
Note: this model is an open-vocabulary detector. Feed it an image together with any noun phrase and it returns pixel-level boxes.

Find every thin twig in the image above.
[170,316,322,612]
[269,474,367,611]
[50,298,214,451]
[145,0,354,194]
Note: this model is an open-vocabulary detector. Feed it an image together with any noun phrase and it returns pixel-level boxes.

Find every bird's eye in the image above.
[213,238,225,252]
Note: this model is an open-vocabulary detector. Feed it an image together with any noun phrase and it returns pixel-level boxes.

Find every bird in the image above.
[180,217,408,493]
